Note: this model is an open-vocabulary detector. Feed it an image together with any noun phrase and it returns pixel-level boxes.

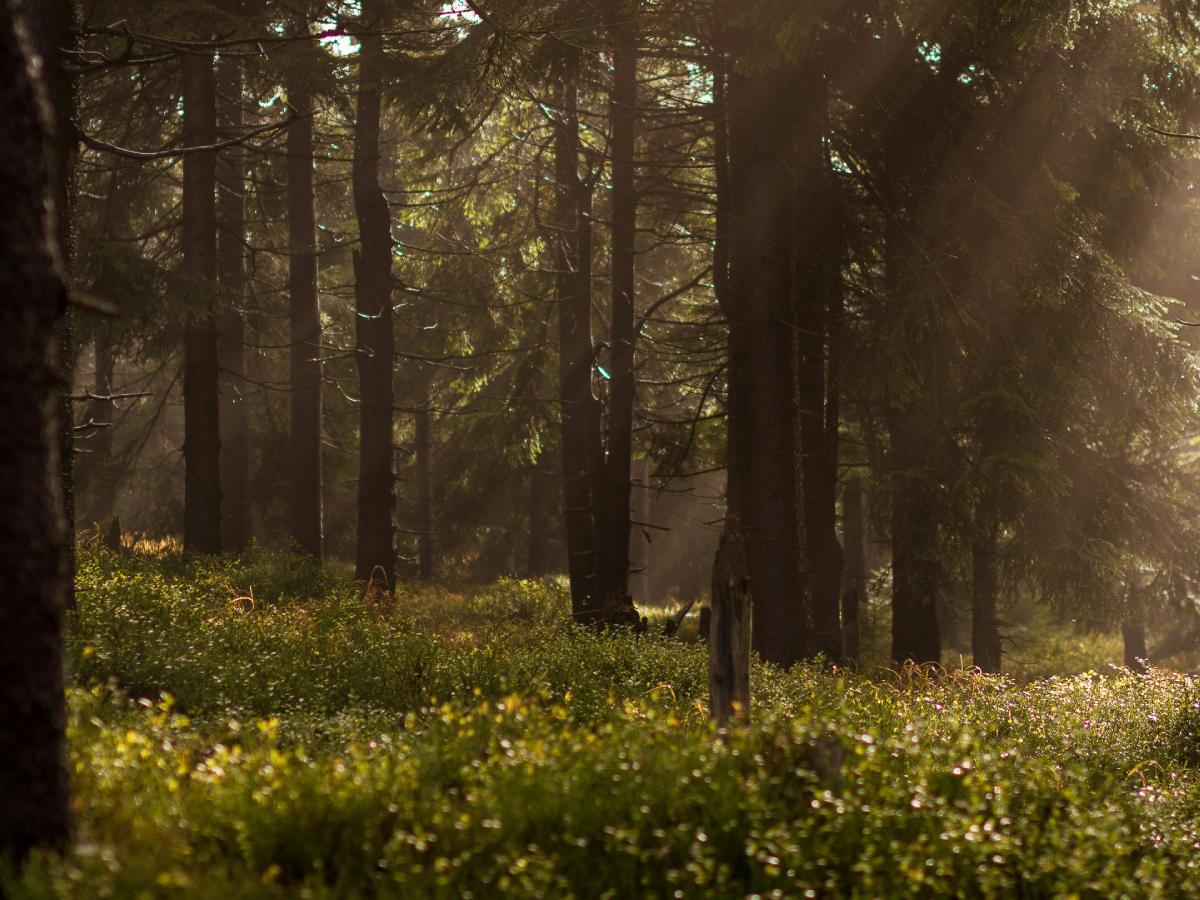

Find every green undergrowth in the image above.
[10,548,1200,898]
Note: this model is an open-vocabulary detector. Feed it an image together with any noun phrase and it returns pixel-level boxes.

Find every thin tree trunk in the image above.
[887,407,940,665]
[26,0,80,605]
[711,54,743,523]
[971,525,1002,673]
[630,456,651,603]
[182,52,222,555]
[1123,586,1149,674]
[528,450,554,576]
[794,69,843,663]
[90,336,117,524]
[352,0,395,588]
[217,54,251,552]
[885,209,940,665]
[595,1,638,606]
[553,54,603,624]
[415,398,435,581]
[840,479,865,667]
[288,73,323,559]
[709,518,752,724]
[0,0,71,854]
[728,63,808,668]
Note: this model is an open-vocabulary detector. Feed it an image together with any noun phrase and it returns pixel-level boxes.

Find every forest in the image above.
[9,0,1200,896]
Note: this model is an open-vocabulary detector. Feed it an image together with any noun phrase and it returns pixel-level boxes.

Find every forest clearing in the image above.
[10,0,1200,896]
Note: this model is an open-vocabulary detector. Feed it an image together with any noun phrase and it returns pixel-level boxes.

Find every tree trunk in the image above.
[711,55,744,524]
[182,52,222,555]
[971,526,1002,673]
[595,3,638,607]
[887,407,940,665]
[528,449,555,576]
[630,456,651,603]
[415,400,435,581]
[352,0,396,588]
[288,75,323,559]
[1123,587,1149,674]
[217,54,251,552]
[553,55,604,624]
[840,479,865,667]
[26,0,80,605]
[794,68,843,663]
[709,518,752,725]
[727,64,808,668]
[0,0,71,855]
[884,207,940,665]
[89,336,118,524]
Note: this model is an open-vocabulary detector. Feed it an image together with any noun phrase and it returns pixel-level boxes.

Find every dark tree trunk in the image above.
[288,75,323,559]
[840,479,865,667]
[0,0,71,856]
[794,69,843,663]
[352,0,396,588]
[594,3,638,606]
[711,56,744,523]
[884,209,940,665]
[182,52,222,555]
[26,0,80,605]
[630,456,651,603]
[1123,587,1149,674]
[415,400,435,581]
[971,526,1002,673]
[553,55,604,623]
[89,336,118,524]
[528,450,555,576]
[217,54,251,552]
[727,64,808,668]
[887,407,940,665]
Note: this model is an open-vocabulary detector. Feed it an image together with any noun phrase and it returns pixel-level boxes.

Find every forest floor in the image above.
[6,547,1200,898]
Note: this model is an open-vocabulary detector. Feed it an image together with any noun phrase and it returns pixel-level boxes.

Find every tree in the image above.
[287,19,324,560]
[25,0,80,602]
[0,0,71,857]
[181,49,223,554]
[352,0,397,587]
[217,50,252,551]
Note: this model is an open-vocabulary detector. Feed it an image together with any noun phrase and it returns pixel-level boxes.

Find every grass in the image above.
[8,547,1200,898]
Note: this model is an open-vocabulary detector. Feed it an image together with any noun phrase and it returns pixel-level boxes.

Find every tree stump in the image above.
[709,517,752,725]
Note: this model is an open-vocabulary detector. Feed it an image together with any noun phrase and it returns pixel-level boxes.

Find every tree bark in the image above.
[26,0,80,605]
[553,55,604,623]
[727,64,808,668]
[182,51,223,555]
[415,398,435,581]
[217,54,251,552]
[840,479,865,667]
[0,0,71,855]
[352,0,396,588]
[594,2,638,606]
[288,73,323,559]
[971,526,1002,673]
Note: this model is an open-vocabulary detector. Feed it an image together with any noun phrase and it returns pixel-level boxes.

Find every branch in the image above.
[76,108,303,161]
[1146,124,1200,141]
